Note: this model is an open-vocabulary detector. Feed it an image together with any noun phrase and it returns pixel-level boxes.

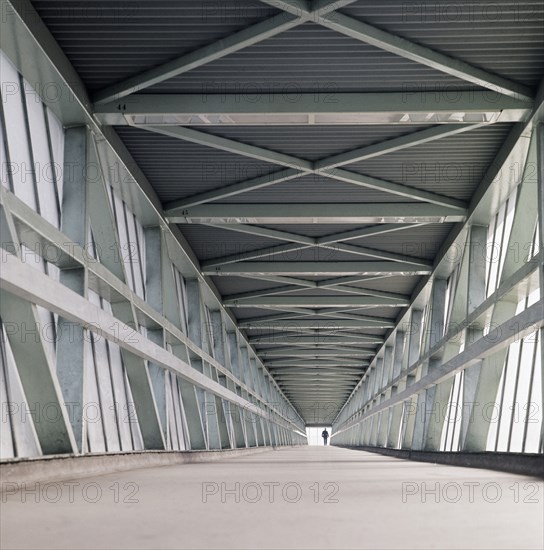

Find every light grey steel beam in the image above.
[315,285,411,301]
[284,388,353,393]
[203,241,430,269]
[237,274,317,289]
[222,284,318,301]
[240,318,394,329]
[250,335,383,345]
[144,125,313,170]
[203,242,310,268]
[316,12,533,100]
[275,378,358,385]
[264,359,369,367]
[203,223,315,246]
[280,385,357,390]
[222,281,405,302]
[202,224,431,269]
[204,261,432,276]
[278,382,360,386]
[55,126,88,451]
[92,12,303,103]
[316,224,425,245]
[152,128,470,210]
[261,349,375,357]
[164,169,304,210]
[269,369,366,375]
[258,345,377,354]
[327,242,432,266]
[277,376,360,381]
[315,124,487,169]
[94,92,532,121]
[320,168,467,210]
[276,379,361,385]
[225,295,409,307]
[287,394,354,399]
[169,203,465,224]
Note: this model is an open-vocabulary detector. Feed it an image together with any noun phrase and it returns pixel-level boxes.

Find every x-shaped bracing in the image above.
[92,0,533,104]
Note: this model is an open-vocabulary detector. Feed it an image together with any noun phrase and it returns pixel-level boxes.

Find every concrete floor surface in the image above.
[1,446,542,549]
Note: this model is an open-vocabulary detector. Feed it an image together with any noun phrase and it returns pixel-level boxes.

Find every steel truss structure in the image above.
[0,0,543,457]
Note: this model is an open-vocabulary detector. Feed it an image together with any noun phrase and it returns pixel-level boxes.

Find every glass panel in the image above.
[24,86,59,227]
[45,106,64,206]
[1,54,36,209]
[1,323,42,458]
[525,337,542,453]
[498,189,517,279]
[0,100,11,190]
[83,332,106,453]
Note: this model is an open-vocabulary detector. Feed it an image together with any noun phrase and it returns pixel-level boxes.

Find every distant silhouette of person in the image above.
[322,429,329,446]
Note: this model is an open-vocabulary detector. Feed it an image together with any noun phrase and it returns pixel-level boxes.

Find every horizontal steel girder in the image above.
[224,295,409,308]
[240,319,394,329]
[168,203,466,224]
[250,334,383,344]
[204,261,431,276]
[260,349,375,357]
[94,92,532,124]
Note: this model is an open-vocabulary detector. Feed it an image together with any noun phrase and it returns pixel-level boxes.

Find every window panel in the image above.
[123,369,144,450]
[1,57,36,209]
[1,323,42,458]
[0,99,11,190]
[45,106,64,205]
[499,189,517,278]
[24,85,59,227]
[83,333,106,453]
[525,340,542,453]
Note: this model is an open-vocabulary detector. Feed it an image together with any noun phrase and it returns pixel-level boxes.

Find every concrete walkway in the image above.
[1,446,542,549]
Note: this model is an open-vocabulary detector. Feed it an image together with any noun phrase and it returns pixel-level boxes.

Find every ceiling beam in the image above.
[250,334,383,345]
[144,125,313,170]
[203,242,310,268]
[240,318,394,329]
[264,359,369,367]
[201,222,431,269]
[94,92,532,122]
[203,223,315,245]
[169,203,466,224]
[203,261,432,276]
[236,274,317,289]
[261,349,375,357]
[150,126,471,210]
[269,368,366,375]
[163,168,304,210]
[202,241,431,269]
[225,295,409,308]
[315,12,533,100]
[275,374,362,379]
[276,379,361,384]
[314,124,487,169]
[92,12,302,104]
[225,284,407,301]
[317,223,423,244]
[319,168,467,209]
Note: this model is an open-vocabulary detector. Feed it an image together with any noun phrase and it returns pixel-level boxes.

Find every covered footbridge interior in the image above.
[0,1,543,548]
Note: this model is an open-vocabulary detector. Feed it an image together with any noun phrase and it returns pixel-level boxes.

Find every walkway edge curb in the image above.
[335,445,544,479]
[0,446,298,489]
